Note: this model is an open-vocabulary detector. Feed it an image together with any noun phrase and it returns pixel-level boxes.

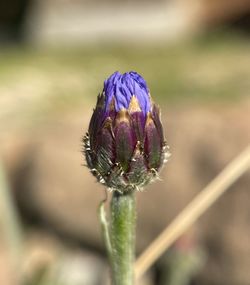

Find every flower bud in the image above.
[83,71,169,192]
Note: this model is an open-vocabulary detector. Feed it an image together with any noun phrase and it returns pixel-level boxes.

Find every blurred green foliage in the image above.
[0,32,249,113]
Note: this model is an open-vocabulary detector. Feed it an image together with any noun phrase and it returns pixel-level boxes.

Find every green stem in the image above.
[110,190,136,285]
[98,193,113,262]
[0,159,23,284]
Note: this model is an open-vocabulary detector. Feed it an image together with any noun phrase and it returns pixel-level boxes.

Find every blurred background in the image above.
[0,0,250,284]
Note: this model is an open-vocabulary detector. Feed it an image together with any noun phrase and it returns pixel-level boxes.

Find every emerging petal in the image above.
[103,71,151,115]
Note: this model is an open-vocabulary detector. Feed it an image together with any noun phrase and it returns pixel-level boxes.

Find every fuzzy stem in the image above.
[110,190,136,285]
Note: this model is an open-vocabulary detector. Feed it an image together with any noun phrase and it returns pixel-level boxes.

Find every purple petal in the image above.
[103,71,151,115]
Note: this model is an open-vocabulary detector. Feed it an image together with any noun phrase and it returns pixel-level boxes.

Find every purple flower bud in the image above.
[83,71,169,192]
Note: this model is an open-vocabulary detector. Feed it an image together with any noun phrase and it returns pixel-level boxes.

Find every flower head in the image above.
[84,71,169,192]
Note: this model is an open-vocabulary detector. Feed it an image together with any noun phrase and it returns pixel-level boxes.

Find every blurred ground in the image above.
[0,34,250,285]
